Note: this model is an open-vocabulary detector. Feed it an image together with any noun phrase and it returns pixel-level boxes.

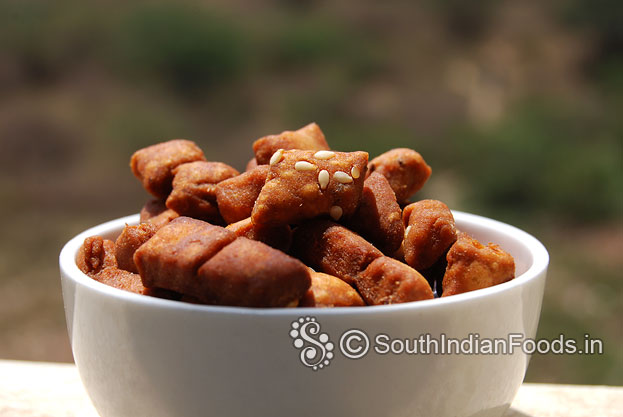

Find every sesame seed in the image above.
[405,225,412,237]
[329,205,343,220]
[318,170,330,190]
[314,150,335,160]
[295,161,317,171]
[333,171,353,184]
[270,149,284,165]
[351,166,360,179]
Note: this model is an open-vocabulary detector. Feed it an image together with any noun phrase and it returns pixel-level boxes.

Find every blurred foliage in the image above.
[0,0,621,384]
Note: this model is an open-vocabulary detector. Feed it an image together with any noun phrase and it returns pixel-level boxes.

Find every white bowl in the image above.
[59,211,548,417]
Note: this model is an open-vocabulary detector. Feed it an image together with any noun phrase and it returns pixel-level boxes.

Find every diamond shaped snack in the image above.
[130,139,206,199]
[356,256,434,305]
[197,237,310,307]
[252,150,368,227]
[134,217,237,295]
[441,232,515,297]
[215,165,270,224]
[368,148,431,203]
[253,122,329,165]
[402,199,457,271]
[348,172,404,254]
[166,161,239,223]
[291,219,382,286]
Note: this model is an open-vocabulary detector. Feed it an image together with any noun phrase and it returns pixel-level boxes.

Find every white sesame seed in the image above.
[405,225,412,237]
[295,161,317,171]
[269,149,284,165]
[329,205,343,220]
[351,166,360,179]
[318,170,330,190]
[333,171,353,184]
[314,150,335,160]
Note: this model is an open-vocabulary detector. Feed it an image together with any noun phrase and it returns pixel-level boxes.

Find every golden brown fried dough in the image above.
[356,257,434,305]
[368,148,431,202]
[252,150,368,227]
[76,236,117,276]
[253,122,330,165]
[348,172,404,254]
[92,267,148,294]
[216,165,270,224]
[300,272,365,307]
[166,161,239,222]
[403,199,457,271]
[197,237,311,307]
[130,139,205,198]
[115,223,158,273]
[225,217,292,252]
[134,217,237,295]
[291,220,382,286]
[441,232,515,297]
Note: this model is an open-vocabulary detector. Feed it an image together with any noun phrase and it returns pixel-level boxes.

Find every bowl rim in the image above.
[59,211,549,315]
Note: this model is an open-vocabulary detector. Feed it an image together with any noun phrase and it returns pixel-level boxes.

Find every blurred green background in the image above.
[0,0,621,385]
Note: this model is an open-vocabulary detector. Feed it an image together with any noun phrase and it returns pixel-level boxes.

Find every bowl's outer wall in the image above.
[60,213,548,417]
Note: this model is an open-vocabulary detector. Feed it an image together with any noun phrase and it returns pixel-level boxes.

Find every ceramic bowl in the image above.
[59,211,548,417]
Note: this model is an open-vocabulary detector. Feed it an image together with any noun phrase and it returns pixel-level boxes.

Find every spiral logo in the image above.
[289,317,334,371]
[339,329,370,359]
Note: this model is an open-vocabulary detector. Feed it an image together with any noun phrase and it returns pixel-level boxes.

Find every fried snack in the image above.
[93,267,182,300]
[368,148,431,202]
[252,150,368,227]
[225,217,292,252]
[403,199,457,271]
[216,165,270,224]
[300,271,365,307]
[115,223,158,273]
[130,139,206,198]
[134,217,237,295]
[253,122,330,165]
[166,161,239,222]
[348,172,404,254]
[441,232,515,297]
[76,236,117,276]
[92,267,148,294]
[356,256,434,305]
[291,220,382,286]
[197,237,311,307]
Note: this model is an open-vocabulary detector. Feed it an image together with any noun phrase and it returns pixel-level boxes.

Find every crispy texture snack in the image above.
[216,165,270,224]
[253,122,329,165]
[134,217,237,295]
[197,237,310,307]
[300,271,365,307]
[225,217,292,252]
[368,148,431,202]
[441,232,515,297]
[403,199,457,271]
[92,267,148,294]
[166,161,239,222]
[356,257,434,305]
[348,172,404,254]
[130,139,205,198]
[246,157,258,171]
[115,223,158,273]
[76,236,117,276]
[252,150,368,227]
[291,220,382,286]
